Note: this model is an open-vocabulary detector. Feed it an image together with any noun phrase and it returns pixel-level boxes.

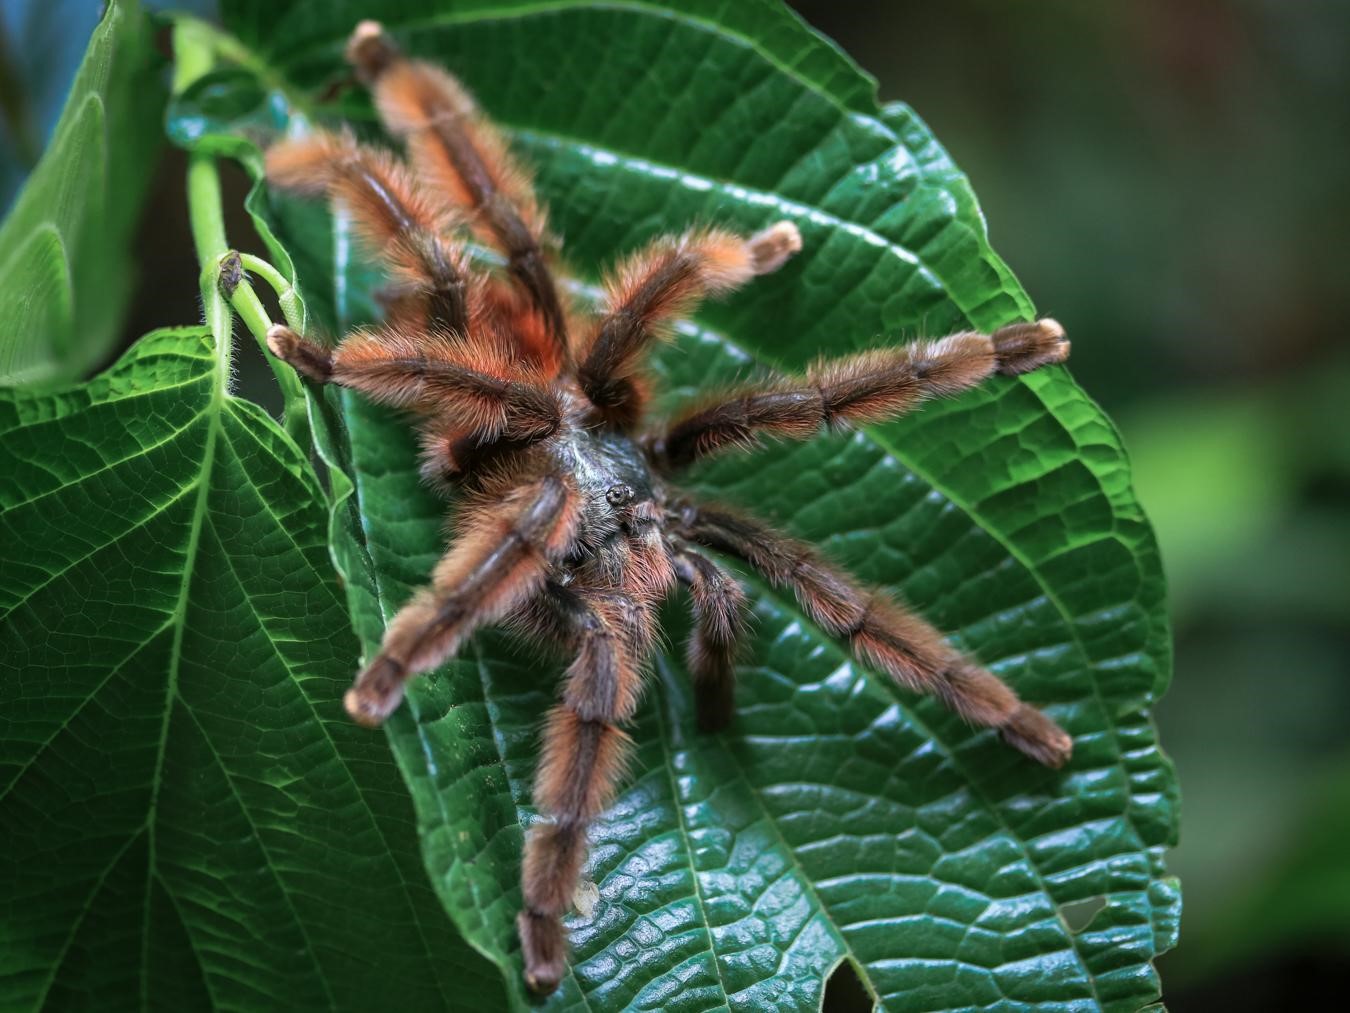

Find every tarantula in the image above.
[263,21,1074,995]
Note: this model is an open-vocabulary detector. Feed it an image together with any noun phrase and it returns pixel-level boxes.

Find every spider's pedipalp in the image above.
[671,497,1073,767]
[344,474,579,726]
[652,318,1069,469]
[265,131,471,335]
[673,547,748,732]
[579,222,801,427]
[347,22,570,367]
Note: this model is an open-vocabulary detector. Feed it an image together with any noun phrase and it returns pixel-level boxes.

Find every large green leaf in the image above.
[192,1,1179,1008]
[0,326,505,1009]
[0,0,164,386]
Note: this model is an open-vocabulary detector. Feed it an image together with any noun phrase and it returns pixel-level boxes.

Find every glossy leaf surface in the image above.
[0,328,505,1009]
[0,0,163,386]
[192,1,1176,1008]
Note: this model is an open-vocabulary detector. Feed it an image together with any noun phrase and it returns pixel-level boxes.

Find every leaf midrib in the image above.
[137,328,225,1010]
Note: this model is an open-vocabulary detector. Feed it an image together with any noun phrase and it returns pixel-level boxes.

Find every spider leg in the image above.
[346,21,571,369]
[669,497,1073,767]
[265,130,471,335]
[509,582,653,994]
[578,221,801,427]
[650,318,1069,469]
[672,546,748,732]
[344,474,580,726]
[266,324,561,446]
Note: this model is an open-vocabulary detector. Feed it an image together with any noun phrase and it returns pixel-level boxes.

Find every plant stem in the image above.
[186,152,233,397]
[239,253,306,333]
[174,19,309,446]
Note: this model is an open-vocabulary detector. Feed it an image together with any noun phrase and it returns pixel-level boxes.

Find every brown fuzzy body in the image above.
[265,20,1075,997]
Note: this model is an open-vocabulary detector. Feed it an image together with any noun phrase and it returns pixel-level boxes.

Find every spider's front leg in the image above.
[578,221,802,426]
[650,318,1069,468]
[346,21,571,363]
[345,473,579,726]
[670,498,1073,767]
[509,583,655,993]
[265,130,471,335]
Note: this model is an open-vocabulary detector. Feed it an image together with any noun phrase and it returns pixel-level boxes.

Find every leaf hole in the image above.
[823,959,873,1012]
[1059,894,1108,933]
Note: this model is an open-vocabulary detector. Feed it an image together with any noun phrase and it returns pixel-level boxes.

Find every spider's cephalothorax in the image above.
[265,21,1075,995]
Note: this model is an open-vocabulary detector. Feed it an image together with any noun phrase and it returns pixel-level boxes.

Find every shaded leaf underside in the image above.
[0,330,504,1009]
[207,0,1180,1009]
[0,0,162,386]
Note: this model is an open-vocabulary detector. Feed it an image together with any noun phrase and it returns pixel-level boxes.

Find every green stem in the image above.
[175,20,309,446]
[186,153,233,397]
[224,251,310,446]
[239,253,306,334]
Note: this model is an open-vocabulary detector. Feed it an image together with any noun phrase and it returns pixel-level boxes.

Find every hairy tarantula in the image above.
[263,21,1074,995]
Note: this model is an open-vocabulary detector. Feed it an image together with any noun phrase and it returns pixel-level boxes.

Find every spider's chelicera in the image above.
[264,21,1075,994]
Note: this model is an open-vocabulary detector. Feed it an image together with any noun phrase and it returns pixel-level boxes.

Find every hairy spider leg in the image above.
[345,474,580,726]
[508,583,654,993]
[262,25,1082,994]
[579,222,802,428]
[347,20,570,370]
[651,318,1069,468]
[670,498,1073,767]
[265,324,561,448]
[672,547,748,732]
[265,131,472,335]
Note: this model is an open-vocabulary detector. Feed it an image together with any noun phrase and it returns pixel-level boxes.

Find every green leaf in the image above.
[199,1,1180,1008]
[0,326,506,1009]
[0,0,164,387]
[0,0,105,211]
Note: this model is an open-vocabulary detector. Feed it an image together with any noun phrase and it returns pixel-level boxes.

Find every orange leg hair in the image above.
[651,318,1068,468]
[346,20,571,367]
[672,548,748,732]
[265,130,472,335]
[265,323,561,448]
[670,498,1073,767]
[579,222,802,427]
[507,582,656,992]
[345,474,580,727]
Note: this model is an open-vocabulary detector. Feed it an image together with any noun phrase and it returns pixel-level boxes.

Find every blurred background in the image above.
[3,0,1346,1007]
[785,2,1350,1007]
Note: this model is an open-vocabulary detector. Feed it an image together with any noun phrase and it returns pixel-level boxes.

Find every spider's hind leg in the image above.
[671,497,1073,767]
[672,546,748,732]
[579,221,802,427]
[651,318,1069,469]
[265,130,472,336]
[509,584,654,994]
[265,325,333,383]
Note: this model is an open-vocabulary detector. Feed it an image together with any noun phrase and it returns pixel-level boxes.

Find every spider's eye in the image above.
[606,484,635,507]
